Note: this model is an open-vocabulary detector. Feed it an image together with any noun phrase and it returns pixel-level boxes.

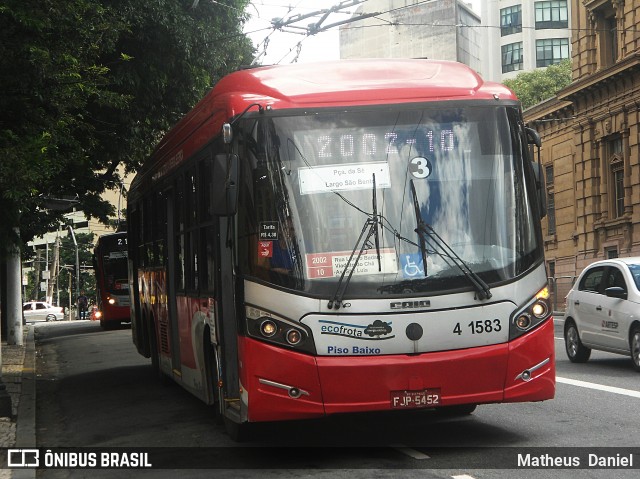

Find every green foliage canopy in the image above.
[0,0,253,257]
[503,60,572,110]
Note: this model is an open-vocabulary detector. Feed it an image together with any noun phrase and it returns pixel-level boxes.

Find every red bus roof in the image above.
[215,59,514,108]
[138,60,516,188]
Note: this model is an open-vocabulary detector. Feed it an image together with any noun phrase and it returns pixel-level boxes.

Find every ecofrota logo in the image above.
[8,449,40,468]
[319,320,394,340]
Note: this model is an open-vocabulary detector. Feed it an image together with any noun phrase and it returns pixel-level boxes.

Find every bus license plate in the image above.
[390,389,441,409]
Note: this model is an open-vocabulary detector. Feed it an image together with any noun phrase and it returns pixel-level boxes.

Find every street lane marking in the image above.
[391,445,430,460]
[557,376,640,398]
[452,475,477,479]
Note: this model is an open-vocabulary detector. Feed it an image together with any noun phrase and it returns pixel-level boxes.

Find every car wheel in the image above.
[46,314,55,322]
[630,325,640,372]
[564,320,591,363]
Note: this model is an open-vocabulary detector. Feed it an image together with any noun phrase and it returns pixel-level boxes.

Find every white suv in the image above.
[23,301,64,322]
[564,257,640,371]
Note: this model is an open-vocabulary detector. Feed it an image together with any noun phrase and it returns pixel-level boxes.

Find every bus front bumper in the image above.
[239,318,555,422]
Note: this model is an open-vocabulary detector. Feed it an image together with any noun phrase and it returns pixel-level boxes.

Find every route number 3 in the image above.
[409,157,432,179]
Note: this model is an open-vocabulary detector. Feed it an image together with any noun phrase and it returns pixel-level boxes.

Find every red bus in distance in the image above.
[93,231,130,329]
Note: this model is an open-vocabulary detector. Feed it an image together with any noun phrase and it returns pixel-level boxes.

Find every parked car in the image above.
[564,257,640,371]
[22,301,64,322]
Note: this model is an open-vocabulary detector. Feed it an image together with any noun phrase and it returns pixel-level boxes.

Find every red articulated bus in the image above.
[127,59,555,439]
[93,231,130,329]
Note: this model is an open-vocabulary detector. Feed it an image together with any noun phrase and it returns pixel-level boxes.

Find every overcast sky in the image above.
[244,0,482,65]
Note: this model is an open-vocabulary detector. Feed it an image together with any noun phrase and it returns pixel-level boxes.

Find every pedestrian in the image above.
[78,291,88,319]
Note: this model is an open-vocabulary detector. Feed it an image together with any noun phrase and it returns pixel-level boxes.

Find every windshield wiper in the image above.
[409,179,492,300]
[328,174,382,310]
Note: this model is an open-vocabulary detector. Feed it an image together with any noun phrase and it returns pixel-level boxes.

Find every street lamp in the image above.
[67,225,80,319]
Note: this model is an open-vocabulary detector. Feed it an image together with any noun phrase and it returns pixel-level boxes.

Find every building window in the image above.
[535,1,569,30]
[608,136,624,219]
[605,15,618,65]
[501,5,522,36]
[605,247,619,259]
[590,2,618,68]
[545,165,556,235]
[502,42,523,73]
[536,38,570,67]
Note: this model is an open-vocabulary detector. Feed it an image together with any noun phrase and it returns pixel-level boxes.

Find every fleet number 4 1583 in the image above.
[453,319,502,335]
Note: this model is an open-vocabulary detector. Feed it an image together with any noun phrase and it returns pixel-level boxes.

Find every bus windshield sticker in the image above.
[259,222,279,240]
[258,241,273,259]
[400,253,426,279]
[306,248,397,279]
[298,162,391,195]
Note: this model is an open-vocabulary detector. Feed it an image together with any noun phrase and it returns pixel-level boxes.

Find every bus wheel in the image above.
[564,319,591,363]
[223,416,251,442]
[149,321,165,382]
[436,404,477,416]
[204,339,223,425]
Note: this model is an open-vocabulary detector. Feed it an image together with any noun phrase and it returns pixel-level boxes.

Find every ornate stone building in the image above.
[525,0,640,305]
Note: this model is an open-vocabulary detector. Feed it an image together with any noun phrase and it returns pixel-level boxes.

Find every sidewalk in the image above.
[0,326,37,478]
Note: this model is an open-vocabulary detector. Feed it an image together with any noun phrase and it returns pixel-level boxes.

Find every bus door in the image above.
[165,186,182,375]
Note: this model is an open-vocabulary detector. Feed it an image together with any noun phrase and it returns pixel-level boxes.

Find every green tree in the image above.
[503,60,572,110]
[0,0,253,256]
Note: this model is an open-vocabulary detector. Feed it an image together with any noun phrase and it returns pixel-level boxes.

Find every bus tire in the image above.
[223,416,251,442]
[204,337,223,425]
[564,319,591,363]
[436,404,477,416]
[148,319,167,383]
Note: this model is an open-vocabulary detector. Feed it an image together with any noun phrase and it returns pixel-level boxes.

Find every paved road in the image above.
[31,320,640,479]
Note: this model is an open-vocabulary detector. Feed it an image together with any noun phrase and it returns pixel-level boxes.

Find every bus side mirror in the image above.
[532,160,547,219]
[525,127,546,219]
[525,127,541,148]
[212,153,239,216]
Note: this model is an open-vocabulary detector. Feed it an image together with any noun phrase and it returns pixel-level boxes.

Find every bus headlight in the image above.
[286,329,302,345]
[108,297,117,305]
[260,320,278,338]
[245,306,316,354]
[509,286,552,340]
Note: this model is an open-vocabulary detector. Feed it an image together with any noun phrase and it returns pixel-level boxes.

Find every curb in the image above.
[11,326,36,479]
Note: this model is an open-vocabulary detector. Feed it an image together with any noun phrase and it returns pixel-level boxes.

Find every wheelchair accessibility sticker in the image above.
[400,253,425,279]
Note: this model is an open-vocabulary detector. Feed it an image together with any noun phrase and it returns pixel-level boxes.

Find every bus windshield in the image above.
[99,239,129,295]
[237,104,542,298]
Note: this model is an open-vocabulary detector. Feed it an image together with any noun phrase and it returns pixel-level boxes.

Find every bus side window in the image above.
[198,153,218,294]
[175,175,186,292]
[185,168,199,291]
[200,225,216,293]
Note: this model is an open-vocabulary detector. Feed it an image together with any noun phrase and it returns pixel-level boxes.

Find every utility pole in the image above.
[67,226,79,319]
[48,234,60,306]
[7,227,23,346]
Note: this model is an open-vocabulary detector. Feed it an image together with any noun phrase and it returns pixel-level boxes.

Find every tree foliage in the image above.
[0,0,253,257]
[503,60,572,110]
